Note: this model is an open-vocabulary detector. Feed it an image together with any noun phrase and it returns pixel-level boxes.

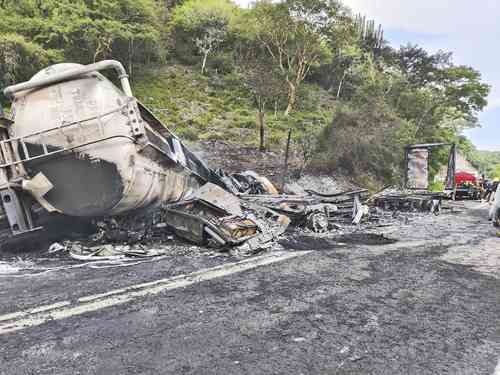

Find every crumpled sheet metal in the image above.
[163,183,289,251]
[50,241,170,261]
[213,169,279,195]
[163,200,258,247]
[372,188,444,214]
[192,183,243,216]
[21,172,61,213]
[352,193,370,225]
[217,216,258,240]
[238,189,371,232]
[237,204,291,253]
[46,181,372,260]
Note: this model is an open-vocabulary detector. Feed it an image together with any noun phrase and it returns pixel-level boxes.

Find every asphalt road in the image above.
[1,202,500,374]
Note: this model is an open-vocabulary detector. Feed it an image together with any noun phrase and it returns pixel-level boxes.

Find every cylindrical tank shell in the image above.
[11,63,199,217]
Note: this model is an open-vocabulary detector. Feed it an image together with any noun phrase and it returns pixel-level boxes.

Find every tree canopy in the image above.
[0,0,493,185]
[0,0,161,84]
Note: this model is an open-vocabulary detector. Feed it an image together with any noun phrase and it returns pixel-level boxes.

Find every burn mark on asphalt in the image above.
[279,233,397,251]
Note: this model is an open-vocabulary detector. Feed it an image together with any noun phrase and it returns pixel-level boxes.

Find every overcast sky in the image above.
[234,0,500,151]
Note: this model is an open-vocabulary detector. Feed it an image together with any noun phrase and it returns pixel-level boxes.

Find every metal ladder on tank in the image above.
[0,103,141,236]
[0,109,40,236]
[0,104,138,170]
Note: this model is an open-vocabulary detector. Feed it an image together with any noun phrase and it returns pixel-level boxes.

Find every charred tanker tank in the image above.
[0,60,216,243]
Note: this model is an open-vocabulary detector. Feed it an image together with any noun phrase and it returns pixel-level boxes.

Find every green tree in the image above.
[0,0,161,77]
[249,1,330,115]
[0,33,62,104]
[395,45,452,87]
[318,99,413,184]
[170,0,239,73]
[238,47,286,151]
[393,45,490,130]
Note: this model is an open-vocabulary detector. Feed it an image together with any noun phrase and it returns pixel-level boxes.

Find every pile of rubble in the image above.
[370,187,444,215]
[8,175,456,267]
[36,173,377,262]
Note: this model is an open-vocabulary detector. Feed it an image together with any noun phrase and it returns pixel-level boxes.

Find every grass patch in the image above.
[132,63,335,149]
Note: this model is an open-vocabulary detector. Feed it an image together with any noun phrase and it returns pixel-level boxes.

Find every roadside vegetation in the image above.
[465,150,500,178]
[0,0,493,187]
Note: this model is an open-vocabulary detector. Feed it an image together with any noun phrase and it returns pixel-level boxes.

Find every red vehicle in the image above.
[454,171,480,200]
[455,171,477,186]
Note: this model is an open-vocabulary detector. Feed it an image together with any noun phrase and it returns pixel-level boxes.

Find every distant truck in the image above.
[453,171,481,200]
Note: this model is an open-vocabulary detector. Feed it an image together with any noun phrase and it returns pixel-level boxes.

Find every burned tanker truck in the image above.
[0,60,226,248]
[0,60,368,252]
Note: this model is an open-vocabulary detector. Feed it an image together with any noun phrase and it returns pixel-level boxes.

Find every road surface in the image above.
[0,202,499,374]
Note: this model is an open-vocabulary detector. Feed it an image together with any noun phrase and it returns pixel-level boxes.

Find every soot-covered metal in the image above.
[0,60,379,252]
[0,60,227,244]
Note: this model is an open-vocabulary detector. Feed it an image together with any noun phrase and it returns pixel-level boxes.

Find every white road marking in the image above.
[0,251,310,335]
[0,301,71,323]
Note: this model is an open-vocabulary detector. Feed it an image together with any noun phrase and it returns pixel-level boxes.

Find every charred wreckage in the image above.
[0,60,449,256]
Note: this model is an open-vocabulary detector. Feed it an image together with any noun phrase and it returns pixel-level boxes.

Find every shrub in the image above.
[317,101,413,184]
[0,33,62,104]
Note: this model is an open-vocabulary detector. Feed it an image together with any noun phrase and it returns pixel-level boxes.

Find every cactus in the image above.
[354,13,384,50]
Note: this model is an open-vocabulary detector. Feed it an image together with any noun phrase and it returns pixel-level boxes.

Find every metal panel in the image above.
[406,148,429,190]
[445,144,457,191]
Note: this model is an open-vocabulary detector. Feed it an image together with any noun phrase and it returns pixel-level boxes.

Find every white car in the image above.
[489,185,500,226]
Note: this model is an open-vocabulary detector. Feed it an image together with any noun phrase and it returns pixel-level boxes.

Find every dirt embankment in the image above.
[193,140,357,193]
[192,140,298,184]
